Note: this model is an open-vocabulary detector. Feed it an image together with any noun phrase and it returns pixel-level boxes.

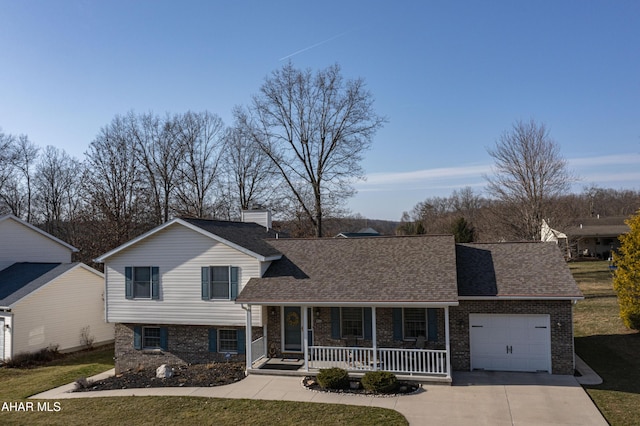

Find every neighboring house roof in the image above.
[95,217,283,262]
[0,214,79,253]
[456,242,582,299]
[565,216,629,238]
[335,227,381,238]
[0,262,78,306]
[237,235,459,305]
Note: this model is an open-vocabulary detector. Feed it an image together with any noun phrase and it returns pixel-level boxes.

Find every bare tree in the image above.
[34,146,81,235]
[84,115,147,246]
[244,63,386,237]
[11,135,39,222]
[484,119,576,240]
[132,112,185,224]
[224,109,278,214]
[0,130,16,211]
[173,111,226,218]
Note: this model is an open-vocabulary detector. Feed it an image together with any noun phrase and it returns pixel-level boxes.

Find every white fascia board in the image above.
[0,214,78,252]
[458,296,584,301]
[236,301,459,307]
[94,218,281,263]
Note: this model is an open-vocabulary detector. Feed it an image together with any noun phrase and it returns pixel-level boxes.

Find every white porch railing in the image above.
[308,346,448,375]
[251,337,266,364]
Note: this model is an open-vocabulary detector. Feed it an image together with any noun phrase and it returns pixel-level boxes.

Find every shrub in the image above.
[361,371,398,393]
[316,367,349,389]
[80,326,95,349]
[4,345,62,368]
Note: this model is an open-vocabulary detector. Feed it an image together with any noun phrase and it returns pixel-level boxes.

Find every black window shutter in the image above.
[201,267,210,300]
[364,308,372,340]
[427,308,438,341]
[237,328,246,354]
[125,267,133,299]
[331,307,340,339]
[133,325,142,349]
[392,308,403,340]
[160,327,168,350]
[208,328,217,352]
[230,266,239,300]
[151,267,160,299]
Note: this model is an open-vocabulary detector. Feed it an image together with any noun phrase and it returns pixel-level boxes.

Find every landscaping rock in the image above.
[156,364,173,379]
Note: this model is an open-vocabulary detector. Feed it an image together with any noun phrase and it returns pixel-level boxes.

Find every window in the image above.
[201,266,238,300]
[134,267,152,298]
[125,266,159,299]
[210,266,230,299]
[218,329,238,353]
[341,307,363,338]
[403,308,427,340]
[142,327,161,349]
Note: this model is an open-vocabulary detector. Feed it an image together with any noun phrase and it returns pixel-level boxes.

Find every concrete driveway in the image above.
[32,369,607,425]
[395,371,607,425]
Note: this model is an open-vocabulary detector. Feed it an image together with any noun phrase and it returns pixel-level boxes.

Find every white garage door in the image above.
[469,314,551,373]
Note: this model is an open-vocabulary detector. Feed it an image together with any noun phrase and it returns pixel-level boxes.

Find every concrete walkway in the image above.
[31,370,607,425]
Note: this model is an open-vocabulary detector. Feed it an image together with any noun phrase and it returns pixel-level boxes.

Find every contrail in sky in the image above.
[279,31,350,61]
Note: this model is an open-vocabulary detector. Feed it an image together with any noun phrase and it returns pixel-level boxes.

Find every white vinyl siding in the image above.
[11,266,114,356]
[0,217,72,269]
[104,223,263,326]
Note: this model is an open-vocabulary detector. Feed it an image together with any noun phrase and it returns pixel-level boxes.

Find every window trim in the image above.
[125,266,159,300]
[210,266,231,300]
[340,307,364,339]
[402,308,428,341]
[142,326,161,349]
[133,266,153,299]
[217,329,238,353]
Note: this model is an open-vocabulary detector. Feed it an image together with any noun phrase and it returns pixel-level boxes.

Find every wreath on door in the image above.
[286,311,300,326]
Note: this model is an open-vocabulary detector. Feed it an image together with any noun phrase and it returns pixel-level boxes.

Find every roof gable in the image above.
[95,217,283,262]
[238,235,459,305]
[0,215,78,253]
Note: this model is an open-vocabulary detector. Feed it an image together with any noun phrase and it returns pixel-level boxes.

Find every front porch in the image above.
[243,305,453,383]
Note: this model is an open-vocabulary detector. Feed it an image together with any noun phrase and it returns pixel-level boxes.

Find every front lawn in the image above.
[0,345,407,425]
[571,260,640,426]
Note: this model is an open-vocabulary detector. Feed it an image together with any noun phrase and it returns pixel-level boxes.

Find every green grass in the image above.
[0,345,407,425]
[570,260,640,426]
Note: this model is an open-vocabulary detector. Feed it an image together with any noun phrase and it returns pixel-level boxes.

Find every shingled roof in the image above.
[181,218,283,259]
[565,216,629,237]
[237,235,459,305]
[456,242,582,298]
[0,262,78,305]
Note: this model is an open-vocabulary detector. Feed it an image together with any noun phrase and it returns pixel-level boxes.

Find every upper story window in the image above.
[201,266,239,300]
[125,266,160,300]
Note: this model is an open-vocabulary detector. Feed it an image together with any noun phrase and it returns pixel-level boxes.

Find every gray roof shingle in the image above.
[237,235,459,304]
[0,262,78,305]
[456,242,582,298]
[181,218,284,258]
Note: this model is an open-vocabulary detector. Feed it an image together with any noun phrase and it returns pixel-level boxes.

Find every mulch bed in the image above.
[302,376,421,397]
[74,362,246,392]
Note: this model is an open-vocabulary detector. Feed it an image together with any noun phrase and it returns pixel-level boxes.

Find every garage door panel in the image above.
[469,314,551,373]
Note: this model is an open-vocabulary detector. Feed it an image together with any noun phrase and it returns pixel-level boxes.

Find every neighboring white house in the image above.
[94,211,282,373]
[0,215,114,361]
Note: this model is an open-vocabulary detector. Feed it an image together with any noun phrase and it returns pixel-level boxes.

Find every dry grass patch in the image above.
[571,260,640,426]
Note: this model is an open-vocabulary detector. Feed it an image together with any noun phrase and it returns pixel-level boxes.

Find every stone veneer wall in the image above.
[448,300,575,375]
[114,323,261,373]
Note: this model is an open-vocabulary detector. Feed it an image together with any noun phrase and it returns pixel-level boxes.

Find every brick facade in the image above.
[265,302,575,375]
[114,323,260,373]
[449,300,575,375]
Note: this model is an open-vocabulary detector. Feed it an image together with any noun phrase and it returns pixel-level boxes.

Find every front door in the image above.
[283,306,302,352]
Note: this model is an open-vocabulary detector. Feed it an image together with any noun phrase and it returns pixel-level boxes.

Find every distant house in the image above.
[542,216,630,259]
[335,227,381,238]
[0,215,113,361]
[98,210,582,380]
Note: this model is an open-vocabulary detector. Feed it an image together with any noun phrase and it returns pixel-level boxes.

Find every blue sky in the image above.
[1,1,639,220]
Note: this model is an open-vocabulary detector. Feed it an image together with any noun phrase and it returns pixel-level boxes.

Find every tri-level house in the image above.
[0,214,113,361]
[98,210,583,381]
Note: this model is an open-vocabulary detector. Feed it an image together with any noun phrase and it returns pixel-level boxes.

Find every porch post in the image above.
[302,306,309,372]
[246,305,253,372]
[372,307,378,370]
[444,306,451,379]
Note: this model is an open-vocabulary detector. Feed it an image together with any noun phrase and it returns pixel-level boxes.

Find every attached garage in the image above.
[469,313,551,373]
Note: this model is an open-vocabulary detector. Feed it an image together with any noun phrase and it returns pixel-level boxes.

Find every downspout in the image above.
[445,306,451,380]
[241,304,252,375]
